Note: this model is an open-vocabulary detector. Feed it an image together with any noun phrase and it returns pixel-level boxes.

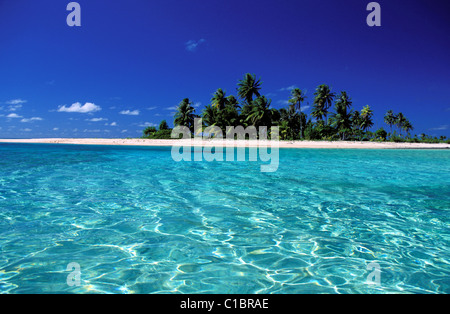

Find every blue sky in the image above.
[0,0,449,138]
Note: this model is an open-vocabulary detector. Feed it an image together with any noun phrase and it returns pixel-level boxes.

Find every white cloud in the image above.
[53,128,59,131]
[6,113,22,118]
[146,106,157,110]
[5,99,27,105]
[121,130,128,133]
[86,117,108,122]
[8,105,23,112]
[279,85,298,92]
[0,100,26,112]
[58,102,101,113]
[138,122,157,127]
[275,100,310,111]
[430,125,449,131]
[276,100,290,106]
[185,39,206,52]
[109,122,117,126]
[21,128,32,132]
[165,106,178,111]
[21,117,43,123]
[120,110,140,116]
[300,105,311,112]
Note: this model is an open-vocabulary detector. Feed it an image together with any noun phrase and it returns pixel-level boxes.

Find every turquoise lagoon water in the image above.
[0,143,449,294]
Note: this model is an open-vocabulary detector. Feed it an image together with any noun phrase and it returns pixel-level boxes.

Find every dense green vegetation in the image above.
[142,120,173,139]
[143,73,449,144]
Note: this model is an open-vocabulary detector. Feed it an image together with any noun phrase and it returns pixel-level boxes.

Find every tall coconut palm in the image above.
[312,84,335,124]
[246,96,272,130]
[311,103,326,123]
[402,119,414,136]
[278,120,290,140]
[222,104,240,130]
[238,102,254,127]
[174,98,197,133]
[237,73,262,105]
[288,88,307,138]
[330,91,353,140]
[384,110,396,134]
[279,106,300,140]
[360,105,374,132]
[335,91,352,113]
[202,104,219,127]
[395,112,407,135]
[351,110,362,139]
[211,88,229,110]
[226,95,240,110]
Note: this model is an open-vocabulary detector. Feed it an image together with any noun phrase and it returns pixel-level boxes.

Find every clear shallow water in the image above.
[0,143,449,294]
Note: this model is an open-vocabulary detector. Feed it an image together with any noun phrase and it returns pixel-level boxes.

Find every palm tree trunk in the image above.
[299,105,302,139]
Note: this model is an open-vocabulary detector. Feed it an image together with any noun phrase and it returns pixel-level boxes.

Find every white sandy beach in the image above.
[0,138,449,149]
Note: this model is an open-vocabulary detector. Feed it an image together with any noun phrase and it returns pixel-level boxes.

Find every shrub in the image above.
[143,129,176,139]
[375,128,387,141]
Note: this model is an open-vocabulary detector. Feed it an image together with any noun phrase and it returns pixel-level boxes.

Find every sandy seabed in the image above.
[0,138,449,149]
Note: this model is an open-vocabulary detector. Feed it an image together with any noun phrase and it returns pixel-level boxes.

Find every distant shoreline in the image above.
[1,138,449,150]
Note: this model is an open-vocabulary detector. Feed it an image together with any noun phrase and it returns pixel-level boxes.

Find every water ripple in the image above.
[0,144,449,293]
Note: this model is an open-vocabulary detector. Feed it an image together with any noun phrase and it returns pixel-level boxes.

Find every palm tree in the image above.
[288,88,307,138]
[174,98,197,133]
[238,102,254,127]
[222,102,240,130]
[384,110,396,134]
[246,96,272,131]
[335,91,352,113]
[330,91,353,140]
[351,110,363,139]
[226,95,240,110]
[279,106,300,140]
[360,105,374,132]
[237,73,262,105]
[396,112,407,136]
[299,112,307,139]
[311,103,326,123]
[312,84,335,124]
[202,104,219,127]
[159,120,169,130]
[211,88,229,110]
[278,120,290,140]
[402,119,414,137]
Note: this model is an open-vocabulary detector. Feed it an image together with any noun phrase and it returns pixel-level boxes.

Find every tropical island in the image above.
[142,73,450,145]
[2,72,449,149]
